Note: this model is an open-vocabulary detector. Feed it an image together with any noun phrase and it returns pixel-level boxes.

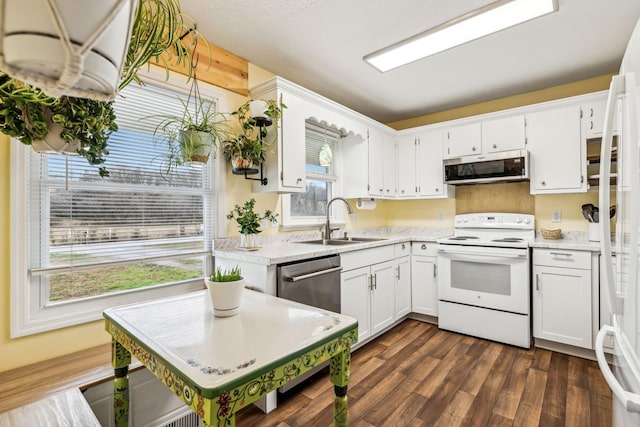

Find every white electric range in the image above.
[436,213,534,348]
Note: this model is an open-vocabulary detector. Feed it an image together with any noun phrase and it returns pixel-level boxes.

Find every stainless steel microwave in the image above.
[443,149,529,185]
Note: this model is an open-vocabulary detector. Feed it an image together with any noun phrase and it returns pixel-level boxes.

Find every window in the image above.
[282,121,342,228]
[10,75,226,337]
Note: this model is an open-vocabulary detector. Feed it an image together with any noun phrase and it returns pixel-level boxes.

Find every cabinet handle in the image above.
[590,107,594,117]
[435,188,439,192]
[433,264,437,278]
[296,178,302,184]
[540,180,546,186]
[379,188,383,192]
[472,146,477,151]
[373,274,377,290]
[368,275,373,290]
[396,266,400,280]
[421,244,427,250]
[386,189,390,193]
[401,243,406,250]
[401,189,405,194]
[492,144,497,149]
[550,252,573,257]
[590,121,594,130]
[536,273,540,290]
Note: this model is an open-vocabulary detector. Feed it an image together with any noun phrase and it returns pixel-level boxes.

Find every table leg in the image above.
[330,347,351,427]
[112,339,131,427]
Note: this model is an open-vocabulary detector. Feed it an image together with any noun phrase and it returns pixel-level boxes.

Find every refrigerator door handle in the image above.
[596,325,640,413]
[599,74,626,315]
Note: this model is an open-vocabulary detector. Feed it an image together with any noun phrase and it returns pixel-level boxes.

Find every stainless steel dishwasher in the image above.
[277,255,342,392]
[277,255,341,312]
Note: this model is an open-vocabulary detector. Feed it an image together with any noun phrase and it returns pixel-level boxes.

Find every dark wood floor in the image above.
[236,320,612,427]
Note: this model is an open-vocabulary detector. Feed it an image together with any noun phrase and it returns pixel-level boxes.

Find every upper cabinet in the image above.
[527,104,586,194]
[416,129,452,198]
[250,77,367,194]
[582,98,621,139]
[368,128,397,198]
[482,115,527,153]
[444,115,526,159]
[396,134,416,197]
[445,122,481,158]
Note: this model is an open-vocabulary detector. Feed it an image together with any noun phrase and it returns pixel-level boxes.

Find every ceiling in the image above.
[181,0,640,123]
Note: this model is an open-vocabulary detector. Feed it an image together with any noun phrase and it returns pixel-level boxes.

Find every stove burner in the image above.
[449,236,479,240]
[492,238,524,242]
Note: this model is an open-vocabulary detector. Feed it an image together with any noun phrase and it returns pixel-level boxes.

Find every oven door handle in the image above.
[437,247,527,259]
[283,266,343,282]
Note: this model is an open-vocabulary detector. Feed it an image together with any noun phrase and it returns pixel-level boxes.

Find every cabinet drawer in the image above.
[411,242,438,256]
[341,245,395,271]
[533,248,591,270]
[394,242,411,258]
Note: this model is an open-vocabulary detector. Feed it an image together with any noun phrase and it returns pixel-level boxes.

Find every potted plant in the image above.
[226,198,278,249]
[152,96,232,173]
[0,73,117,177]
[204,266,245,317]
[221,99,285,173]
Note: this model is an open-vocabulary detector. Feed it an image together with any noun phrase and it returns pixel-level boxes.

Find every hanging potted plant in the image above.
[0,73,116,177]
[221,99,285,173]
[204,266,245,317]
[226,198,278,249]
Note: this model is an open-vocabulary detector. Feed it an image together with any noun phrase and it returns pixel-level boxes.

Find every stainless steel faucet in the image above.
[324,197,354,240]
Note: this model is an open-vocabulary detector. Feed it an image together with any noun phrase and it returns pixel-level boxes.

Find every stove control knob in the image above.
[463,217,469,223]
[524,218,531,224]
[456,217,462,223]
[516,217,522,223]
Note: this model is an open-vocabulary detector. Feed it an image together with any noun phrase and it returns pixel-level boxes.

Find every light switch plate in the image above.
[551,209,562,223]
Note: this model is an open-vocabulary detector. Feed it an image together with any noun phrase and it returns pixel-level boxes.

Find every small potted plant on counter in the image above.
[226,198,278,249]
[205,266,245,317]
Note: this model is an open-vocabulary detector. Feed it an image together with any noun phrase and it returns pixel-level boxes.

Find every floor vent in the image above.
[162,411,200,427]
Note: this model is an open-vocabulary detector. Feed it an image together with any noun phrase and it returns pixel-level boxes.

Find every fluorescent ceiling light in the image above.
[364,0,558,72]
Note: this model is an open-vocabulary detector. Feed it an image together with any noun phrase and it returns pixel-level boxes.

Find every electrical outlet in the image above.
[551,209,562,223]
[438,211,444,221]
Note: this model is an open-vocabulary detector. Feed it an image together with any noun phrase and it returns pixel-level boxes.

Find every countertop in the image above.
[214,228,602,266]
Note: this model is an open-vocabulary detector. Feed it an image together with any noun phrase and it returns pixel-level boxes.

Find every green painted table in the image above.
[103,289,358,426]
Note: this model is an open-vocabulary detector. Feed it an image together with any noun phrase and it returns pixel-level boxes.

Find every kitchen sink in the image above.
[294,237,388,245]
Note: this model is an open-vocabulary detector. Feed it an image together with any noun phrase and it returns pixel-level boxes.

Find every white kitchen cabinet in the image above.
[582,98,621,139]
[340,244,407,346]
[533,249,593,349]
[368,129,397,197]
[482,115,527,153]
[527,104,586,194]
[445,122,481,158]
[411,242,438,316]
[416,129,452,198]
[394,242,412,318]
[397,135,417,197]
[340,266,372,343]
[394,256,411,319]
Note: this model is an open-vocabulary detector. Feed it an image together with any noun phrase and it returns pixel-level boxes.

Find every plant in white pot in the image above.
[226,198,278,249]
[205,266,245,317]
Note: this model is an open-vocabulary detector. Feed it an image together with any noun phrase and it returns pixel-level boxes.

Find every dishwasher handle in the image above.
[283,266,343,282]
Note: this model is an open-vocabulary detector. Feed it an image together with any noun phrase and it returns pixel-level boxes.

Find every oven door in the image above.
[437,244,530,314]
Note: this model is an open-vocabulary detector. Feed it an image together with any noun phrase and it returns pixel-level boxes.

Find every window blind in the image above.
[28,82,216,275]
[305,122,340,178]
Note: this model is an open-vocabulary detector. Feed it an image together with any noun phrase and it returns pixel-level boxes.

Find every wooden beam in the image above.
[155,34,249,96]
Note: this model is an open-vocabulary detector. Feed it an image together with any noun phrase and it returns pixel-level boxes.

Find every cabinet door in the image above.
[394,256,411,319]
[527,105,585,194]
[533,265,592,348]
[370,260,395,335]
[396,135,416,198]
[582,100,621,139]
[411,256,438,316]
[341,267,371,343]
[416,129,447,197]
[279,90,307,190]
[445,122,481,158]
[368,129,384,197]
[382,134,397,197]
[483,115,526,153]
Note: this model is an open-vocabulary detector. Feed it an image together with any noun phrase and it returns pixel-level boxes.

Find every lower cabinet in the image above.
[410,242,438,316]
[532,248,593,349]
[340,244,410,346]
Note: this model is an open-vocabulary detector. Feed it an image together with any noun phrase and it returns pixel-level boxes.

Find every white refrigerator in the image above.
[596,15,640,427]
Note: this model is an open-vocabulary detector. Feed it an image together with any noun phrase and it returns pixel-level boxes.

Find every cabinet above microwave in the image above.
[444,115,526,159]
